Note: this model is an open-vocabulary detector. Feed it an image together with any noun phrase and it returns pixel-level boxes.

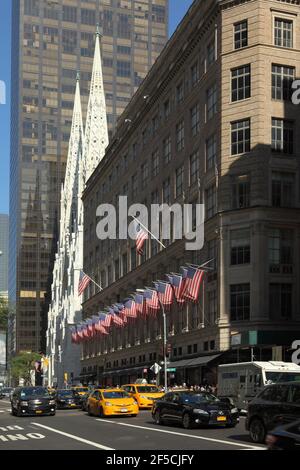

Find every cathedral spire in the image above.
[83,32,109,182]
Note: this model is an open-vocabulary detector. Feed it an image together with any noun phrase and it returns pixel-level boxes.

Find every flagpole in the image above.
[131,215,166,249]
[157,298,168,393]
[82,270,103,291]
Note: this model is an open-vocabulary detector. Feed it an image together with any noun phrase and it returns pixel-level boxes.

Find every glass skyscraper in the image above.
[9,0,168,354]
[0,214,9,296]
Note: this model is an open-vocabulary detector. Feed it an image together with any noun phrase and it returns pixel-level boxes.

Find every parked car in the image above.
[266,420,300,450]
[11,386,56,417]
[55,389,82,409]
[87,388,139,417]
[0,387,13,399]
[152,390,239,429]
[246,382,300,443]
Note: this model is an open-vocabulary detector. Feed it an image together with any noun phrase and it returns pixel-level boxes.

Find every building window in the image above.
[122,253,128,276]
[206,84,217,120]
[190,103,200,137]
[231,229,251,265]
[114,259,120,281]
[269,284,292,319]
[271,118,294,154]
[234,20,248,49]
[231,119,250,155]
[207,40,216,65]
[141,162,149,186]
[164,99,170,119]
[206,134,217,170]
[232,175,250,209]
[272,65,295,100]
[132,174,138,199]
[230,284,250,321]
[176,120,185,151]
[176,82,184,104]
[208,290,217,325]
[163,136,171,164]
[189,151,199,185]
[205,185,216,219]
[63,5,77,22]
[81,8,96,25]
[163,178,171,204]
[231,65,251,102]
[131,246,136,270]
[274,18,293,48]
[117,60,131,77]
[269,229,293,273]
[272,172,295,208]
[152,115,159,135]
[152,150,159,177]
[191,61,200,86]
[175,166,184,198]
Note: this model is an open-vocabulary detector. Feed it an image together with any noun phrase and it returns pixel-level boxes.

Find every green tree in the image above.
[10,352,41,386]
[0,296,9,331]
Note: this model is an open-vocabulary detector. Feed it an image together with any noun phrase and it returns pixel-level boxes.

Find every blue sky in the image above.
[0,0,193,215]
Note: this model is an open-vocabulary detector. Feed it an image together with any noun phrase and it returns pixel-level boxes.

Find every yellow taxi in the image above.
[121,384,164,409]
[87,388,139,417]
[71,386,89,396]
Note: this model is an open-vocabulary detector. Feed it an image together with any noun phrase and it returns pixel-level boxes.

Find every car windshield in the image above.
[137,386,160,393]
[180,393,220,404]
[265,372,300,384]
[103,391,130,399]
[19,387,50,398]
[57,390,76,397]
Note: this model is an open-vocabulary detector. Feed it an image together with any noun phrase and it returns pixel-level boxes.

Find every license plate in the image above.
[217,416,227,422]
[35,410,43,414]
[120,408,128,412]
[70,404,76,406]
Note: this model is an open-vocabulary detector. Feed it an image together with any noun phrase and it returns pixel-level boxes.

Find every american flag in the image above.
[114,304,127,325]
[144,289,160,316]
[135,221,148,256]
[101,312,112,329]
[77,325,84,341]
[124,299,137,318]
[183,266,204,302]
[135,293,146,317]
[155,281,173,311]
[167,273,186,305]
[109,306,124,327]
[70,326,78,344]
[78,271,91,295]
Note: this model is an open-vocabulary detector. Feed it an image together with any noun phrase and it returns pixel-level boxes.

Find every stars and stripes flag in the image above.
[124,299,137,318]
[154,281,174,311]
[70,326,78,344]
[109,306,124,327]
[135,293,146,317]
[78,270,91,295]
[77,325,84,341]
[113,304,127,325]
[95,313,109,335]
[134,221,148,256]
[167,273,186,305]
[144,288,160,316]
[183,266,205,303]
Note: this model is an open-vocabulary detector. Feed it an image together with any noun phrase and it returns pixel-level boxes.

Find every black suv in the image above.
[11,386,56,417]
[246,382,300,443]
[152,390,239,429]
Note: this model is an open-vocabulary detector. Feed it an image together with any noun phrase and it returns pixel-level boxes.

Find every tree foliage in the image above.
[10,352,41,385]
[0,296,9,331]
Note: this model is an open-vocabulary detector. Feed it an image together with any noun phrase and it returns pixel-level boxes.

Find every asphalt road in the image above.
[0,399,265,451]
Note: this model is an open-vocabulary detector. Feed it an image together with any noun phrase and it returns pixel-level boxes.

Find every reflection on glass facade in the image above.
[0,214,9,295]
[9,0,168,354]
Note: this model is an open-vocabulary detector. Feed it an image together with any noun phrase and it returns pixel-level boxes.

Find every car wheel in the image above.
[131,414,137,417]
[249,418,266,443]
[154,410,163,425]
[11,406,16,416]
[182,413,193,429]
[98,406,104,418]
[87,406,92,416]
[16,406,22,417]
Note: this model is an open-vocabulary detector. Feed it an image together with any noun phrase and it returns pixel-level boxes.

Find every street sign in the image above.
[167,368,176,372]
[150,363,162,375]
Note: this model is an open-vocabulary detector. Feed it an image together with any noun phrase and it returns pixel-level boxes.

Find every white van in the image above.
[218,361,300,411]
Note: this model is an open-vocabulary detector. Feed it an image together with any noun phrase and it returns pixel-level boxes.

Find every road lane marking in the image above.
[31,422,115,450]
[95,419,264,450]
